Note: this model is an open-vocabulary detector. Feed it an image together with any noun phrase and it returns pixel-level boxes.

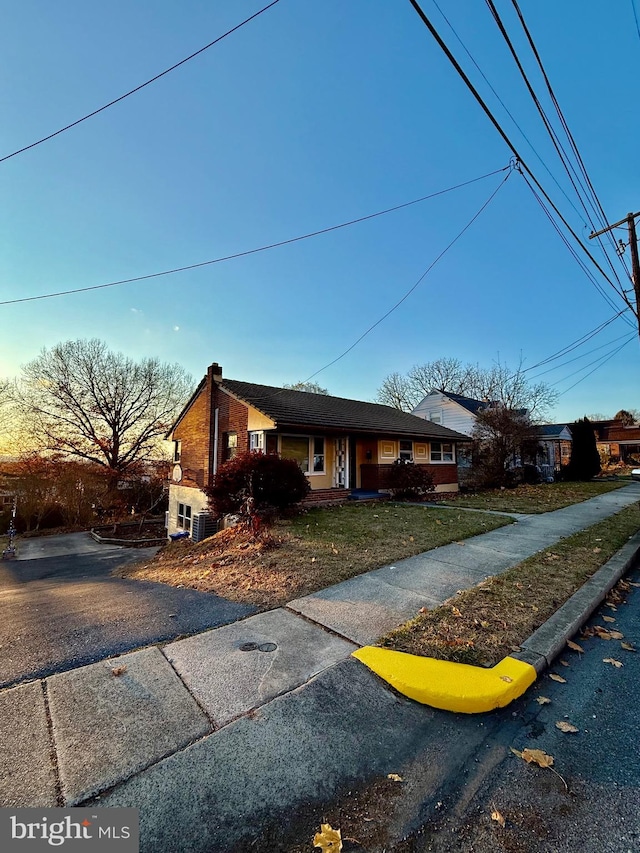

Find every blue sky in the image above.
[1,0,639,422]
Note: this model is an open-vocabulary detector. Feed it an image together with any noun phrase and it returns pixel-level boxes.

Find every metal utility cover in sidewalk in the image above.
[163,608,356,726]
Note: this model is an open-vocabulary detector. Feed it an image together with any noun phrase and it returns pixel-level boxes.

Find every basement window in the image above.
[177,503,192,532]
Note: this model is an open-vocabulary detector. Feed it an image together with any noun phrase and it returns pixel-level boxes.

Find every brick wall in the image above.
[213,386,249,473]
[361,463,458,491]
[172,383,211,488]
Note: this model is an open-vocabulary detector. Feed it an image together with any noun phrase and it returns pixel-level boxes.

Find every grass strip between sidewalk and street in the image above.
[119,503,511,609]
[379,502,640,667]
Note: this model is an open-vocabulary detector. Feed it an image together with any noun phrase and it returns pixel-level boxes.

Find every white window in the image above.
[173,440,182,463]
[225,432,238,461]
[280,436,325,474]
[430,442,454,462]
[250,431,265,451]
[429,410,443,425]
[177,503,192,531]
[399,439,413,462]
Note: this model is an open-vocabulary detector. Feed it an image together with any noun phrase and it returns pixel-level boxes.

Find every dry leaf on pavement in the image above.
[593,627,612,639]
[313,824,342,852]
[602,615,616,623]
[620,642,636,652]
[567,640,584,653]
[559,660,569,667]
[609,630,624,640]
[511,747,555,768]
[387,773,403,782]
[491,807,505,827]
[111,666,127,677]
[603,658,623,668]
[555,721,579,733]
[549,673,567,683]
[536,696,551,705]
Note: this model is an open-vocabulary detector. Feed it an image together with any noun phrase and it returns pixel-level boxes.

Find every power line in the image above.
[0,0,281,164]
[556,336,636,395]
[522,309,630,373]
[430,0,587,226]
[632,0,640,44]
[304,170,512,383]
[521,172,636,323]
[506,0,633,287]
[527,331,635,380]
[406,0,628,316]
[0,165,509,306]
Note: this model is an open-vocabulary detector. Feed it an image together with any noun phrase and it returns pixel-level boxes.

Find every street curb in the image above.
[352,532,640,713]
[512,530,640,672]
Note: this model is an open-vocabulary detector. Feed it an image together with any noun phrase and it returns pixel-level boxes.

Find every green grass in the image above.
[381,502,640,666]
[440,480,627,514]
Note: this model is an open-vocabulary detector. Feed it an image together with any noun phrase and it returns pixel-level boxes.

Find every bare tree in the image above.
[377,357,557,420]
[376,372,417,411]
[15,340,193,482]
[470,407,540,488]
[283,381,330,395]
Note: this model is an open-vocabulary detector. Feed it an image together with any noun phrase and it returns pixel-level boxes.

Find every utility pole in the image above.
[589,212,640,336]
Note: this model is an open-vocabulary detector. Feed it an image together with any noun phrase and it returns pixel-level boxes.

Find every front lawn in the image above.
[441,480,627,514]
[119,503,511,608]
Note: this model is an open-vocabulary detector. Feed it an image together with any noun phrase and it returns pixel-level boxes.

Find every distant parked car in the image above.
[632,469,640,481]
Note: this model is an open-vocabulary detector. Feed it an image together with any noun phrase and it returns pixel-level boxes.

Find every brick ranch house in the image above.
[165,363,468,537]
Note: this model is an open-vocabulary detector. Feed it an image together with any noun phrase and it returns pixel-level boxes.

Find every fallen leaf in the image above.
[536,696,551,705]
[313,824,342,852]
[387,773,403,782]
[451,606,462,617]
[549,673,566,683]
[481,620,490,628]
[609,630,624,640]
[555,721,579,733]
[111,666,127,677]
[559,660,569,667]
[621,642,637,652]
[593,626,612,639]
[567,640,584,653]
[419,607,428,614]
[602,615,616,623]
[592,547,601,553]
[500,675,513,683]
[491,808,505,827]
[520,748,555,768]
[409,536,414,542]
[628,581,640,588]
[311,557,316,563]
[455,541,465,546]
[603,658,623,668]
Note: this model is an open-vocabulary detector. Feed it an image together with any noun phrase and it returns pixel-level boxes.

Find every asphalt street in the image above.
[402,568,640,853]
[0,532,256,688]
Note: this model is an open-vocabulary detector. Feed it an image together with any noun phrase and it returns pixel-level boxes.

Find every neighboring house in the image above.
[533,424,572,479]
[165,363,468,538]
[591,419,640,464]
[412,390,572,480]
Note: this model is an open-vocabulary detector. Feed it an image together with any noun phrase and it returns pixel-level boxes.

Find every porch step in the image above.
[347,490,390,502]
[303,488,350,507]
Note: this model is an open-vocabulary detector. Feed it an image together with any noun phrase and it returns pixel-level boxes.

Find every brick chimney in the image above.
[208,362,223,384]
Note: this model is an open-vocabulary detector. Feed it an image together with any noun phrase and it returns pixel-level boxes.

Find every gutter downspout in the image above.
[213,408,219,478]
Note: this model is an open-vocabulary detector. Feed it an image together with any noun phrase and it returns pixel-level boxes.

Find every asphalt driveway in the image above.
[0,532,256,689]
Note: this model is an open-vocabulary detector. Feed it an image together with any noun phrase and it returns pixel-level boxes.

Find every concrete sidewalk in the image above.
[1,484,639,850]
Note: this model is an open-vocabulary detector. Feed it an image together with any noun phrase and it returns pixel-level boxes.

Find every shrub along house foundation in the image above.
[165,363,468,538]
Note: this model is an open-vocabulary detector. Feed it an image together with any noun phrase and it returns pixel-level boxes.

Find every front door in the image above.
[334,437,347,488]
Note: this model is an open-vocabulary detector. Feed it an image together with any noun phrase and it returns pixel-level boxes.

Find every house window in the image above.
[280,436,326,474]
[429,410,443,425]
[177,503,192,532]
[313,437,325,473]
[249,431,264,451]
[225,432,238,461]
[173,440,181,463]
[399,440,413,462]
[431,441,454,462]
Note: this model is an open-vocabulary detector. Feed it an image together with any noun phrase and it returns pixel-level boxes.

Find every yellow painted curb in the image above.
[352,647,537,714]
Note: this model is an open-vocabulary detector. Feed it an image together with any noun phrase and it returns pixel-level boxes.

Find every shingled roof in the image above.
[221,379,468,441]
